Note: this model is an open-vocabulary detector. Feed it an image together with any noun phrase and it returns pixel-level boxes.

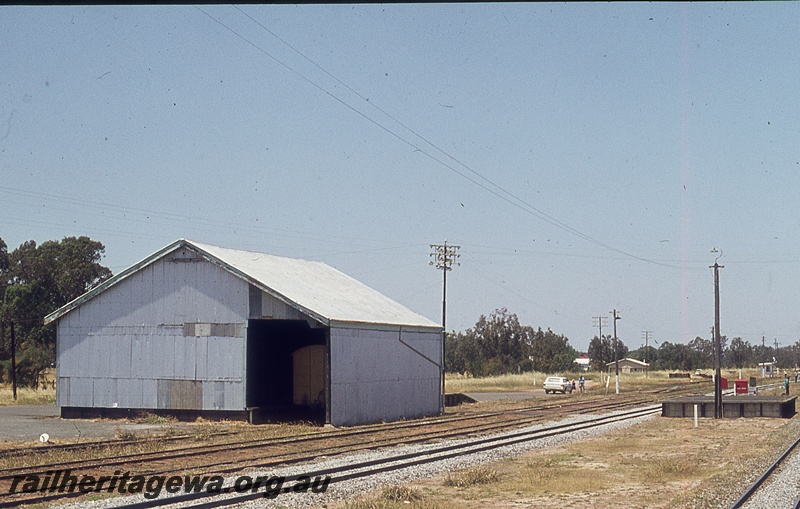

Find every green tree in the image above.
[587,335,610,371]
[445,331,478,375]
[753,343,774,367]
[1,236,111,386]
[8,237,111,309]
[630,344,658,366]
[444,308,577,377]
[726,337,753,369]
[785,342,800,370]
[469,308,532,376]
[656,341,695,371]
[613,337,629,365]
[0,238,8,295]
[688,336,713,369]
[529,327,577,373]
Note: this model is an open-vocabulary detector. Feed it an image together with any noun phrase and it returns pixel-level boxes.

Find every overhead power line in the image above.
[199,6,682,270]
[0,186,413,250]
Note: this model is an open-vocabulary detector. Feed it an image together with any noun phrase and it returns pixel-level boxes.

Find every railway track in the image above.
[0,381,707,508]
[0,395,601,469]
[728,432,800,509]
[0,395,649,477]
[1,381,703,465]
[107,404,662,509]
[1,396,656,507]
[0,431,233,459]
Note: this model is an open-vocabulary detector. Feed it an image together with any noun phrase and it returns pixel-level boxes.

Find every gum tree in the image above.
[1,236,111,386]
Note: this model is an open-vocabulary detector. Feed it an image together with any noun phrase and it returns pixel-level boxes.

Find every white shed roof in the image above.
[605,357,650,367]
[45,239,442,331]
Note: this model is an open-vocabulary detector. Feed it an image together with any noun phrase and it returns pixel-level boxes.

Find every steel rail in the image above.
[1,402,658,508]
[0,431,233,458]
[0,385,696,509]
[0,398,647,508]
[0,384,686,474]
[0,395,638,480]
[728,433,800,509]
[0,408,495,479]
[108,405,662,509]
[1,396,647,482]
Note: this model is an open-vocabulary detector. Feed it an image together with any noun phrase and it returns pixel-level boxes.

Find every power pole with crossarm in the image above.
[430,241,460,413]
[710,248,724,419]
[611,309,621,394]
[641,330,652,377]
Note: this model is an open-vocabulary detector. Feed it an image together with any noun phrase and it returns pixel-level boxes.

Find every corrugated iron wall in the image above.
[56,249,248,411]
[329,327,441,426]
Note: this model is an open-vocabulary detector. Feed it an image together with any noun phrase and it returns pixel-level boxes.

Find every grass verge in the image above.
[336,412,799,509]
[0,385,55,405]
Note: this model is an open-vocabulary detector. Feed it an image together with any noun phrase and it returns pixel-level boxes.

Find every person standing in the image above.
[578,375,585,394]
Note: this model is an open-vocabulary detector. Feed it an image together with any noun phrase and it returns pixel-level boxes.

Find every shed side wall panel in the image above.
[56,252,248,411]
[329,327,441,426]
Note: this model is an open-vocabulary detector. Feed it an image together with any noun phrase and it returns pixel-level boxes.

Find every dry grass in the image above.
[336,486,456,509]
[445,369,780,395]
[445,372,553,393]
[0,385,55,405]
[381,485,421,502]
[355,413,799,509]
[339,499,455,509]
[443,467,499,488]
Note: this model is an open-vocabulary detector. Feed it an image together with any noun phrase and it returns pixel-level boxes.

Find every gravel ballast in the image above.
[55,408,657,509]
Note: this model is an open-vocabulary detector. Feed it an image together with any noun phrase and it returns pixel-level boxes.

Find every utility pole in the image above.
[611,309,621,394]
[430,242,460,330]
[592,316,608,343]
[711,325,716,376]
[641,330,652,377]
[10,321,17,401]
[430,241,460,413]
[774,338,780,374]
[710,249,724,419]
[593,316,608,381]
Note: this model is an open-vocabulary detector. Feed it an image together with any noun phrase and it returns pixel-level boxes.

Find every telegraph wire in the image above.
[194,7,556,219]
[199,6,682,270]
[231,5,622,253]
[6,185,793,270]
[0,186,408,249]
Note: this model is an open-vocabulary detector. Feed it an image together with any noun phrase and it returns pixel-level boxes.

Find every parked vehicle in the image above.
[543,376,573,394]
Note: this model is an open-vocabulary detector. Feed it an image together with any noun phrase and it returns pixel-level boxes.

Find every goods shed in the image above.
[44,239,443,426]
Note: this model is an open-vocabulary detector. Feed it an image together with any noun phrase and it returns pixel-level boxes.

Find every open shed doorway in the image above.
[246,319,328,423]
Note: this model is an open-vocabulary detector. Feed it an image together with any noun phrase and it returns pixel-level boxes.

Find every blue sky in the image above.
[1,3,799,352]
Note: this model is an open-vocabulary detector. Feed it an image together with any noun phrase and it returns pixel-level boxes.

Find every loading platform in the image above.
[662,395,796,418]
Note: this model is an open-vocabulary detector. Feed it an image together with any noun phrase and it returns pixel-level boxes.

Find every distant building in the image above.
[574,354,590,371]
[605,358,649,374]
[759,361,777,378]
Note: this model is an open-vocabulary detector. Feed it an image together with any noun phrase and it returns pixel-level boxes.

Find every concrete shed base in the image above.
[661,396,796,419]
[60,406,328,424]
[444,393,477,406]
[60,406,251,422]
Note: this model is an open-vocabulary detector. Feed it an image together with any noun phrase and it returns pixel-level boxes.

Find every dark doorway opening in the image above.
[246,319,327,423]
